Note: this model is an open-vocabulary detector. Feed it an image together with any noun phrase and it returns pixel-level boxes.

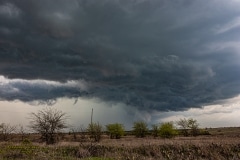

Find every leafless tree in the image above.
[69,125,87,141]
[28,107,68,144]
[70,127,78,140]
[0,123,16,141]
[176,118,200,136]
[176,118,189,136]
[17,124,27,141]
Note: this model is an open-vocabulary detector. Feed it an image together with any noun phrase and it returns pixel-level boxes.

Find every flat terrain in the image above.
[208,127,240,136]
[0,127,240,160]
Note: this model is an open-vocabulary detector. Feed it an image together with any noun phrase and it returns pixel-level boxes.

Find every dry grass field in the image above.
[0,127,240,160]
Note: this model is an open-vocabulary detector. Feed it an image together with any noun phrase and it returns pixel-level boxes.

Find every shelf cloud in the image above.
[1,0,240,111]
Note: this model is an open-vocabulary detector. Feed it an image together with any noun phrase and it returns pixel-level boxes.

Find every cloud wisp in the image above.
[1,0,240,111]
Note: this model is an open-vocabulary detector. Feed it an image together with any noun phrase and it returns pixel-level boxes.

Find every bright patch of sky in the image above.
[1,96,240,131]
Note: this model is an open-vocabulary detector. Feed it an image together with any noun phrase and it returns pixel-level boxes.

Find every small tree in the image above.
[188,118,199,136]
[0,123,16,141]
[87,122,102,142]
[176,118,189,136]
[132,121,148,138]
[106,123,125,139]
[159,122,178,138]
[151,124,159,138]
[28,107,68,144]
[70,128,78,140]
[176,118,200,137]
[18,124,27,142]
[79,125,87,141]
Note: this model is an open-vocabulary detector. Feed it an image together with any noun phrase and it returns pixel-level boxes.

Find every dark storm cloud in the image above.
[1,0,240,111]
[0,76,89,104]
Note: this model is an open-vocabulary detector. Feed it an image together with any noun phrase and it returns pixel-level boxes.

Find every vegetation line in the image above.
[0,107,240,159]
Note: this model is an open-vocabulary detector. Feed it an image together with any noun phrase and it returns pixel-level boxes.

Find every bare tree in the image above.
[0,123,16,141]
[17,124,27,142]
[176,118,189,136]
[28,107,68,144]
[69,125,87,142]
[176,118,200,136]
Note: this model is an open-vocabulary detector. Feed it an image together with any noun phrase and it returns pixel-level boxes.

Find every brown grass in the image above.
[1,128,240,159]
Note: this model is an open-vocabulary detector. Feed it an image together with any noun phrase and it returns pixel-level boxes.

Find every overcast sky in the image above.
[0,0,240,130]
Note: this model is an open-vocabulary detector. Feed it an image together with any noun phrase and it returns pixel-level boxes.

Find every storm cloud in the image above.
[1,0,240,111]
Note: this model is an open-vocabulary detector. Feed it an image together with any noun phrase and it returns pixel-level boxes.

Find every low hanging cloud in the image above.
[1,0,240,111]
[0,76,89,104]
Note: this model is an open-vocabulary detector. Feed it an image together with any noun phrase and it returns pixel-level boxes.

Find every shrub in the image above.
[159,122,178,138]
[106,123,125,139]
[132,121,148,138]
[0,123,16,141]
[87,122,103,142]
[28,107,68,144]
[22,138,32,145]
[151,124,159,138]
[199,129,211,135]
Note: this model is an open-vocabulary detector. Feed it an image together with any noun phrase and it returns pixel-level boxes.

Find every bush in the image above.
[87,122,103,142]
[132,121,148,138]
[28,107,68,144]
[159,122,178,138]
[199,129,211,135]
[106,123,125,139]
[151,124,159,138]
[0,123,16,141]
[22,138,32,145]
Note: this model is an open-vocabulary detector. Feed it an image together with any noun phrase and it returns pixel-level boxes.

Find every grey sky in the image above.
[0,0,240,113]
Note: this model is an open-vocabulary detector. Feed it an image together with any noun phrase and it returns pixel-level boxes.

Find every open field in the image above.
[0,127,240,160]
[207,127,240,136]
